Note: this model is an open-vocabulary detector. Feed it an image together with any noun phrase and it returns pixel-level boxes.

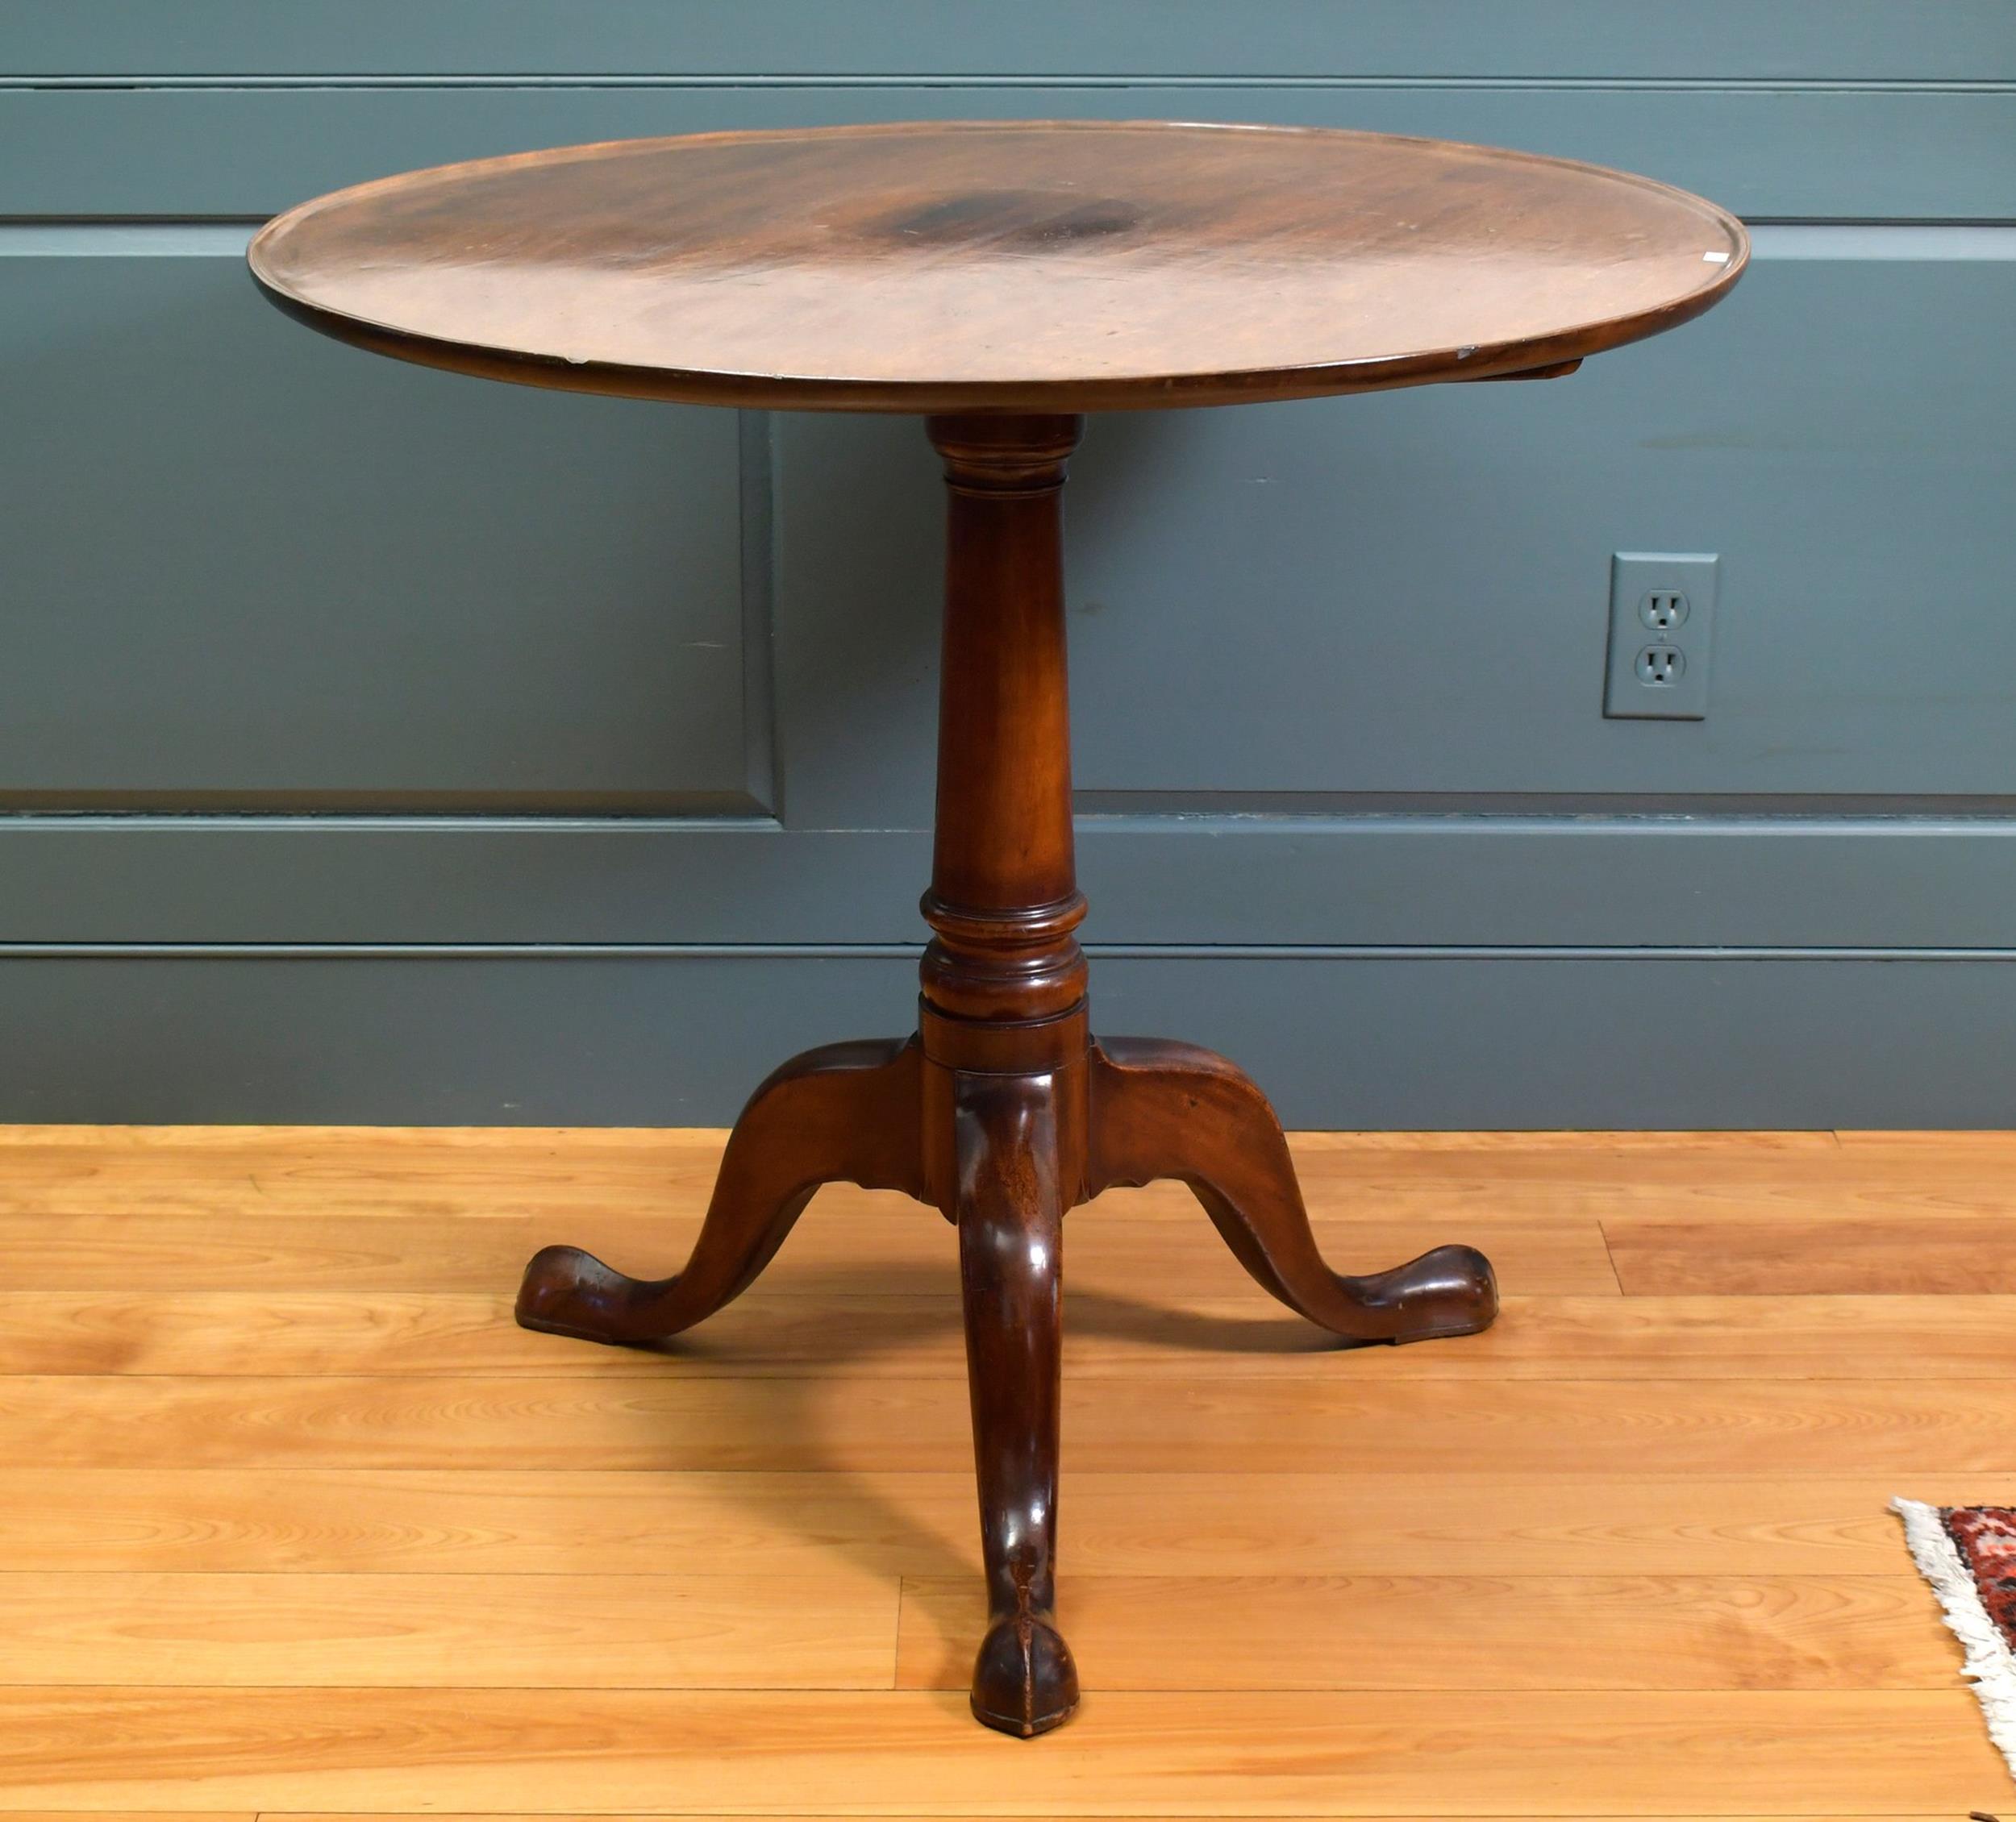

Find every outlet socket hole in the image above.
[1639,590,1689,631]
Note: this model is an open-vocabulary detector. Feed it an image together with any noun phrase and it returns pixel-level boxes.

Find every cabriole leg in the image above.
[1087,1036,1497,1344]
[953,1069,1079,1736]
[516,1036,923,1346]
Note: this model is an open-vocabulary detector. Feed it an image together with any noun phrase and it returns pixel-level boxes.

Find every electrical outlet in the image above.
[1604,552,1718,719]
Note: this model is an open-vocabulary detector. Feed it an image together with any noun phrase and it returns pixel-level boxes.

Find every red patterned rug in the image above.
[1897,1499,2016,1775]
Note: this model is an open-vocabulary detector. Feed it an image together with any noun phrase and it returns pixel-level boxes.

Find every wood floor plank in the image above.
[10,1292,2014,1380]
[9,1374,2016,1474]
[0,1133,1686,1217]
[897,1574,1956,1692]
[1836,1129,2016,1155]
[39,1137,2016,1242]
[0,1207,1617,1296]
[256,1816,1972,1822]
[0,1572,896,1689]
[0,1466,973,1578]
[1346,1175,2016,1222]
[10,1122,2011,1221]
[0,1121,1851,1216]
[0,1469,1976,1578]
[0,1128,732,1217]
[1285,1141,2016,1230]
[5,1569,1960,1698]
[1366,1293,2016,1380]
[1606,1214,2016,1294]
[0,1688,1997,1812]
[1,1815,254,1822]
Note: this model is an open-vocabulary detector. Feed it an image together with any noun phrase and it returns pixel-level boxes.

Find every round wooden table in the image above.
[250,120,1747,1737]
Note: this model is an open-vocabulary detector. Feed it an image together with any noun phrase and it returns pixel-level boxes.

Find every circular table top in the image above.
[248,120,1747,414]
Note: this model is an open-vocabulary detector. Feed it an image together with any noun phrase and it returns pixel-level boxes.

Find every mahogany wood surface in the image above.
[248,120,1747,412]
[251,120,1746,1736]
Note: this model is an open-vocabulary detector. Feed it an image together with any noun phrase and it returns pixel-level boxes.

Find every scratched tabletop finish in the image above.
[248,120,1747,413]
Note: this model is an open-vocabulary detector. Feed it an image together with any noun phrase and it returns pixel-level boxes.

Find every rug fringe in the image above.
[1895,1496,2016,1778]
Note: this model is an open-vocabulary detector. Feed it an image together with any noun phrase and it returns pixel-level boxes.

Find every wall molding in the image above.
[2,942,2013,963]
[6,2,2009,85]
[7,815,2016,948]
[6,85,2010,221]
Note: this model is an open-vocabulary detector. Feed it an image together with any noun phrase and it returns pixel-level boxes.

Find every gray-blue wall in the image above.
[2,3,2013,1125]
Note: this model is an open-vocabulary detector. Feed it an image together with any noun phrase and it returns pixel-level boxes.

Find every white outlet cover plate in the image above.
[1604,551,1718,720]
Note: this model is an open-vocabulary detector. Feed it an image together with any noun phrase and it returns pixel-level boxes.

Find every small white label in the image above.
[1702,250,1731,264]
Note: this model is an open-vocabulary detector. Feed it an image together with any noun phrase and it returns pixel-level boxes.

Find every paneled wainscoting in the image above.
[5,4,2014,1125]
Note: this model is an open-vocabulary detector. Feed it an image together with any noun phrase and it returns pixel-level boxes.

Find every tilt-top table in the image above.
[250,120,1747,1737]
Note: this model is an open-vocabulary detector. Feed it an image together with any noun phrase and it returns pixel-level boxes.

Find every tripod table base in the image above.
[517,1018,1496,1737]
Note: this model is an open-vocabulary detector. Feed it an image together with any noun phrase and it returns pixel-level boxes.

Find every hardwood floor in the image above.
[0,1123,2009,1815]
